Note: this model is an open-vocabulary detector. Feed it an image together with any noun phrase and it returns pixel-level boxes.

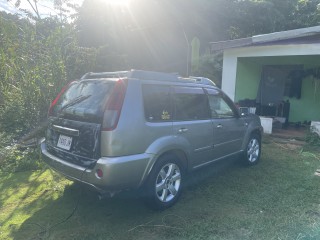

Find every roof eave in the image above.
[210,37,252,52]
[210,25,320,52]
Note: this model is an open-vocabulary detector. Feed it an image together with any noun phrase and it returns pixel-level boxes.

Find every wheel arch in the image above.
[158,149,188,171]
[241,127,262,151]
[142,149,187,209]
[140,148,189,187]
[251,128,262,139]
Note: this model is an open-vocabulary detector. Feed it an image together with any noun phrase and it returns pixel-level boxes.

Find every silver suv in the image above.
[41,70,263,209]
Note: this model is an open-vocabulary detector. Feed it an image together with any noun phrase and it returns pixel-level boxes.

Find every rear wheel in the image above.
[242,133,261,166]
[144,155,184,210]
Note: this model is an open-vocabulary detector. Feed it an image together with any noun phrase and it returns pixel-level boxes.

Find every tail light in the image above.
[102,79,127,131]
[48,81,74,117]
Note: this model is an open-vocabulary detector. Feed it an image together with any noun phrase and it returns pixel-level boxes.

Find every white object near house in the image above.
[259,117,273,134]
[311,121,320,136]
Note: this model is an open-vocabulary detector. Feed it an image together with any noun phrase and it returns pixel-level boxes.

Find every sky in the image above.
[0,0,83,17]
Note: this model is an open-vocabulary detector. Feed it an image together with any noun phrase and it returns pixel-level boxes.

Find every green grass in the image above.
[1,142,320,240]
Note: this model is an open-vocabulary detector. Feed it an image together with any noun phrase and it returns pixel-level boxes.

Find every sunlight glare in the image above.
[102,0,131,7]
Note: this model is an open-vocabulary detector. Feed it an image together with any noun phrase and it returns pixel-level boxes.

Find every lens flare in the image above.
[103,0,131,7]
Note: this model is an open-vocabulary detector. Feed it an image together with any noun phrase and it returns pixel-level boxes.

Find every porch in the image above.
[210,26,320,136]
[255,124,307,151]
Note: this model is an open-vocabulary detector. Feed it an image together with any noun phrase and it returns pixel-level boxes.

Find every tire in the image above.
[144,154,184,210]
[242,133,261,166]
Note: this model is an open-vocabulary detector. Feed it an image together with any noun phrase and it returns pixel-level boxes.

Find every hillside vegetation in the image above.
[1,0,320,172]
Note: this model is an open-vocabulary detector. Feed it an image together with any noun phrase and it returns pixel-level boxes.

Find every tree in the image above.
[0,9,97,135]
[7,0,41,19]
[292,0,320,28]
[228,0,320,38]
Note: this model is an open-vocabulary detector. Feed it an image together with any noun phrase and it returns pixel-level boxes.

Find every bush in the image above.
[0,146,43,173]
[0,132,44,173]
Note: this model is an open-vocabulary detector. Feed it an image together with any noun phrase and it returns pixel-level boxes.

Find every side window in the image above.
[142,85,172,122]
[206,89,236,118]
[173,87,210,121]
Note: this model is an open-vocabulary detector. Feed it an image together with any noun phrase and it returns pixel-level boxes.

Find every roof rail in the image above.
[80,70,216,86]
[80,69,180,82]
[189,76,216,86]
[81,71,129,79]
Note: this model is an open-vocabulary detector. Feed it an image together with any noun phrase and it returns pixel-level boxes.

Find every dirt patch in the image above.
[272,141,303,151]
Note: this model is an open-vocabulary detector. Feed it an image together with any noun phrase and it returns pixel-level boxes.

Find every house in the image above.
[210,26,320,133]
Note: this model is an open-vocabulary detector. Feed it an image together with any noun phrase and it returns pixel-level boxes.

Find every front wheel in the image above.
[242,133,261,166]
[144,155,184,210]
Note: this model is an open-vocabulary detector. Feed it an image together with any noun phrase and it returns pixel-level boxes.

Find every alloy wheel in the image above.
[155,163,181,203]
[247,138,260,163]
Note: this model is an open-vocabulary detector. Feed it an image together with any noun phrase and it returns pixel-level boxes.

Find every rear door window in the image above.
[142,85,172,122]
[173,87,210,121]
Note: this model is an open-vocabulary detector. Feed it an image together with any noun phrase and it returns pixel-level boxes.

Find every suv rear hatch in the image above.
[46,79,125,169]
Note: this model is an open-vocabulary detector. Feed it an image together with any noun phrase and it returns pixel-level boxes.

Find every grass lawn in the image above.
[1,139,320,240]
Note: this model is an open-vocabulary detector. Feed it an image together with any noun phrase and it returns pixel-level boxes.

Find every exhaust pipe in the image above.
[97,191,120,200]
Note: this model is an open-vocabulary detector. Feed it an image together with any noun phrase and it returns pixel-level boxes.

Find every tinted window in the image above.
[206,89,235,118]
[52,80,114,122]
[173,87,210,121]
[143,85,172,122]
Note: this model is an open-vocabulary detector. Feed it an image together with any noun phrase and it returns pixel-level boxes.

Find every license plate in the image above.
[57,135,73,150]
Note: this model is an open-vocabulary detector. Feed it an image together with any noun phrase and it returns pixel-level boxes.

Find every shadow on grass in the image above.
[9,156,240,240]
[8,143,320,240]
[0,170,48,219]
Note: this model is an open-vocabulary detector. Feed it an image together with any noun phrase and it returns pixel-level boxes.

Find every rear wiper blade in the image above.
[59,95,91,114]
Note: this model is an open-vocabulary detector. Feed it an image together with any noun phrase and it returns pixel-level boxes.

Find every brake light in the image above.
[48,81,74,117]
[96,169,103,178]
[102,79,127,131]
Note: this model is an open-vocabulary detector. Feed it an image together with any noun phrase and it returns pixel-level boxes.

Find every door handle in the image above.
[178,128,188,133]
[216,124,223,129]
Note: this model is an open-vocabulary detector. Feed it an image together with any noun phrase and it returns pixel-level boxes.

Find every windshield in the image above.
[51,80,114,122]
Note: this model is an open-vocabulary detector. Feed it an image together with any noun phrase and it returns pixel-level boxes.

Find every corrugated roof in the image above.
[210,26,320,52]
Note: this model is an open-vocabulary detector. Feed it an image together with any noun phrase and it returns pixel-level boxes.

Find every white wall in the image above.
[221,43,320,100]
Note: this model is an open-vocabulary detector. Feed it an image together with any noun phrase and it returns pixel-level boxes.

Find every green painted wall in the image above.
[235,56,320,122]
[235,60,261,101]
[286,75,320,122]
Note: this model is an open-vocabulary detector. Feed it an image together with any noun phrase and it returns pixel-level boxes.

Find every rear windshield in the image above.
[51,80,114,122]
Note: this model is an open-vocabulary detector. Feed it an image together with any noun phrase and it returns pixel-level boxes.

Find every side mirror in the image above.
[239,107,249,116]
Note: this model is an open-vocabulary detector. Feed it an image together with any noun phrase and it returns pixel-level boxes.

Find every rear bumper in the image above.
[41,140,153,193]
